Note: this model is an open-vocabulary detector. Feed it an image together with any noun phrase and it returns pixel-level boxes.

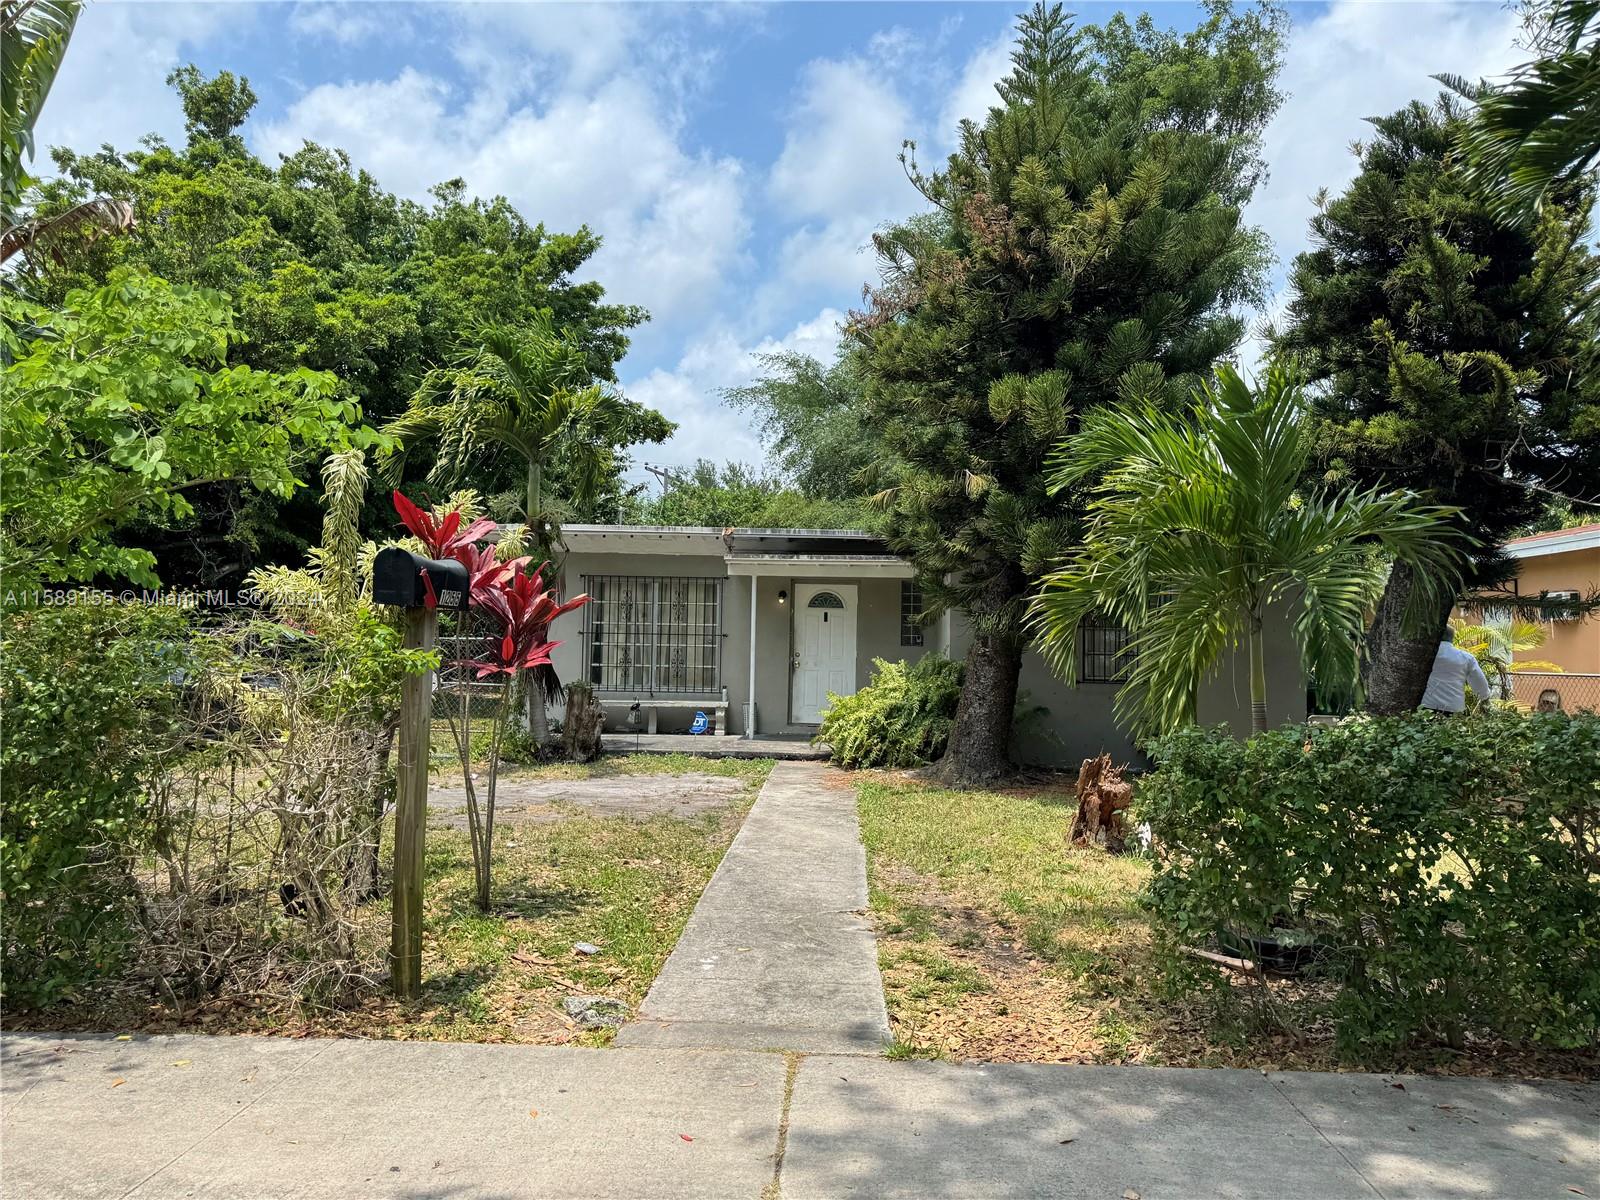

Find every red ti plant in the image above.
[452,560,589,910]
[391,492,589,910]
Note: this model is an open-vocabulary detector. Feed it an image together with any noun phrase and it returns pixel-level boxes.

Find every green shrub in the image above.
[1,602,185,1007]
[1139,711,1600,1056]
[818,655,963,769]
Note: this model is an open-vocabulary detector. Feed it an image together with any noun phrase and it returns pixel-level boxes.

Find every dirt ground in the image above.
[426,773,752,830]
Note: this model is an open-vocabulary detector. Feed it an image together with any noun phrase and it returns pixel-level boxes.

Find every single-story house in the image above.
[543,524,1306,767]
[1461,522,1600,712]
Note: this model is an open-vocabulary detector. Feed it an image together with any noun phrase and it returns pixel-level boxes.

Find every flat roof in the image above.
[556,523,902,561]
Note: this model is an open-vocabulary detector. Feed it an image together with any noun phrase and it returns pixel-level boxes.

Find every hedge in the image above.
[1139,710,1600,1055]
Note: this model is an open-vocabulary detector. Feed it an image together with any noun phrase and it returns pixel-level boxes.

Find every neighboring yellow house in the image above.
[1496,523,1600,712]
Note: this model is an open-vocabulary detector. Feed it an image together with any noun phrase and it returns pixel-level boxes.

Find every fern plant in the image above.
[817,655,964,769]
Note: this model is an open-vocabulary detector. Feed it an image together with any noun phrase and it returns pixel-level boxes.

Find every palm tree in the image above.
[380,314,657,744]
[1440,0,1600,225]
[1028,364,1466,737]
[0,0,134,265]
[1451,615,1564,699]
[2,0,79,225]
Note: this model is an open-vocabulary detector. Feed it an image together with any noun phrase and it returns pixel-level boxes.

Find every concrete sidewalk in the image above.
[615,761,890,1054]
[4,1032,1596,1199]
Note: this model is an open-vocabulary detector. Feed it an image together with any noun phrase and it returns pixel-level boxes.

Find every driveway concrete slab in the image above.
[616,762,890,1054]
[780,1057,1600,1200]
[2,1033,787,1200]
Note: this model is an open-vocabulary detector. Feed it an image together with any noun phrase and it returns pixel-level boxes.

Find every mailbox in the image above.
[372,547,471,612]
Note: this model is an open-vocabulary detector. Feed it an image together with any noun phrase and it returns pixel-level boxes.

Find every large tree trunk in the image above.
[935,630,1023,788]
[1363,561,1453,714]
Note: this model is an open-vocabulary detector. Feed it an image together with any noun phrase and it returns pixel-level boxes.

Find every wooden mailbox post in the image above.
[372,548,470,1000]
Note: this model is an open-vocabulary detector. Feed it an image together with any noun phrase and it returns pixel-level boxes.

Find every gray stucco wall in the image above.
[547,543,1305,753]
[1194,603,1307,737]
[547,550,922,736]
[941,605,1307,769]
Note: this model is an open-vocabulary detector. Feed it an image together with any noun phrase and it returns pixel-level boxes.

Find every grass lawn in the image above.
[856,770,1599,1077]
[16,754,769,1045]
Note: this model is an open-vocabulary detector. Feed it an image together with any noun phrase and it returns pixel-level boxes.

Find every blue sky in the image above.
[40,0,1523,477]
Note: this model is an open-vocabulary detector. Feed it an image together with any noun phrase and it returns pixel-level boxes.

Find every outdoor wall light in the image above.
[778,590,788,605]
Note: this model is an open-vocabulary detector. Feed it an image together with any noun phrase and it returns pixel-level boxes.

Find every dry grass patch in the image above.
[14,757,770,1045]
[858,769,1600,1078]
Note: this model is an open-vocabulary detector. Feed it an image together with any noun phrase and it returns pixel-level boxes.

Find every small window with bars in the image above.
[900,580,924,647]
[582,575,724,695]
[1079,611,1134,683]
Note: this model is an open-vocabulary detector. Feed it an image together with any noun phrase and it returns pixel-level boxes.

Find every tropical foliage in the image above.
[1,0,79,230]
[1444,0,1600,225]
[1141,710,1600,1055]
[722,350,881,503]
[1030,366,1463,736]
[381,316,670,562]
[622,459,870,530]
[852,0,1287,783]
[1273,95,1600,714]
[393,492,589,910]
[817,654,965,769]
[0,601,183,1006]
[1451,614,1564,698]
[14,66,649,579]
[0,271,367,589]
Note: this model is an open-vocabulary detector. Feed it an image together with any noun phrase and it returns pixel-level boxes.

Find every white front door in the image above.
[791,583,857,724]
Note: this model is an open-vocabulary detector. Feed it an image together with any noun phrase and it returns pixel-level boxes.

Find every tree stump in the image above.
[561,684,606,763]
[1068,754,1133,853]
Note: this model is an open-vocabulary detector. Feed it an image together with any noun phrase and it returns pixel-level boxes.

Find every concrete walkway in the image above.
[5,1032,1595,1199]
[616,761,890,1054]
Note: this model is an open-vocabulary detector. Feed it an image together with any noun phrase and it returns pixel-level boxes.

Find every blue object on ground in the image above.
[689,711,709,735]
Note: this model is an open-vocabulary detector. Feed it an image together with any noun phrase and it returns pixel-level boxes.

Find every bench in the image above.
[597,692,730,737]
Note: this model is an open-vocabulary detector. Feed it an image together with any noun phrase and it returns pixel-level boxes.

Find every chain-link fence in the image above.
[431,608,504,724]
[1509,671,1600,714]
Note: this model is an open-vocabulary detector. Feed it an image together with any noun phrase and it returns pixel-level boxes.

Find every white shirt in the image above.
[1420,641,1492,712]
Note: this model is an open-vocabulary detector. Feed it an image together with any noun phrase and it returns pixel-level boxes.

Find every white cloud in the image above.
[938,26,1014,143]
[763,56,924,309]
[30,1,240,162]
[624,307,848,473]
[770,58,915,223]
[253,15,751,328]
[288,3,408,47]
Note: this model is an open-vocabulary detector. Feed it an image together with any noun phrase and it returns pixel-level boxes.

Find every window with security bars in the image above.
[1080,611,1135,683]
[582,575,724,695]
[900,580,924,646]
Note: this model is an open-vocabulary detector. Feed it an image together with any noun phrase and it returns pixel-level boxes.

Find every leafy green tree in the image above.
[381,317,672,557]
[852,0,1286,783]
[1273,96,1600,713]
[1443,0,1600,226]
[16,67,645,580]
[1030,366,1462,736]
[722,350,880,500]
[623,459,870,529]
[0,271,366,589]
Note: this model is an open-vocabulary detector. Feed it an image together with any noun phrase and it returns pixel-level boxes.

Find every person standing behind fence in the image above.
[1420,638,1493,713]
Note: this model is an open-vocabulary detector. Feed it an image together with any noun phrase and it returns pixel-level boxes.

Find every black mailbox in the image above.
[372,548,472,612]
